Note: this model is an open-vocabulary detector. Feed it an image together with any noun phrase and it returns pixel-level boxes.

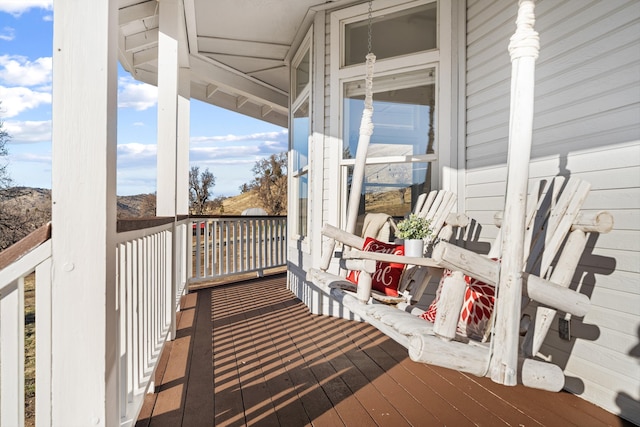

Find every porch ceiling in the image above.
[117,0,364,128]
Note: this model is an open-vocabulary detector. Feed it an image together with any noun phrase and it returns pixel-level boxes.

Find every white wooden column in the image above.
[177,67,191,216]
[156,0,182,217]
[51,0,118,425]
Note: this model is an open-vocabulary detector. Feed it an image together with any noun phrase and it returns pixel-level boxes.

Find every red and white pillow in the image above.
[420,268,496,341]
[346,237,405,297]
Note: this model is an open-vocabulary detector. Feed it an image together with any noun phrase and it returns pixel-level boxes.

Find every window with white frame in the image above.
[334,0,440,219]
[291,34,311,239]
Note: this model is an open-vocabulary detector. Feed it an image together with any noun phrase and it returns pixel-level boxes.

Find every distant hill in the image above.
[0,187,268,219]
[220,191,265,215]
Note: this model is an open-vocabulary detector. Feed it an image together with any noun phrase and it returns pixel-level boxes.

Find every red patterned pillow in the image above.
[346,237,405,297]
[420,268,496,341]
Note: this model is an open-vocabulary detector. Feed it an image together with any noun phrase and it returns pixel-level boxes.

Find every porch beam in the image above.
[51,0,119,425]
[190,55,288,110]
[125,29,159,53]
[119,1,157,25]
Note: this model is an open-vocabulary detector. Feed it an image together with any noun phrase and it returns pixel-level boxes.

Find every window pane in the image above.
[298,173,308,237]
[345,162,432,217]
[292,100,309,171]
[343,69,435,160]
[345,3,437,66]
[294,49,310,99]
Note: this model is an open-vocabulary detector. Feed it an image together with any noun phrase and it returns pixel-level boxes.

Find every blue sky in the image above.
[0,1,287,196]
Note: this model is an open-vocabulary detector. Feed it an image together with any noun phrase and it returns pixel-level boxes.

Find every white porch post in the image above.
[51,0,118,425]
[177,68,191,216]
[157,0,190,341]
[156,0,190,217]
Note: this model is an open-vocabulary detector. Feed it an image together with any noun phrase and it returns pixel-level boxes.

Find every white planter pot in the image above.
[404,239,424,258]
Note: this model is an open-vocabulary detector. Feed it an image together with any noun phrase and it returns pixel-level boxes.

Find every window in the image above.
[291,33,312,239]
[334,0,440,220]
[292,100,309,237]
[344,2,437,67]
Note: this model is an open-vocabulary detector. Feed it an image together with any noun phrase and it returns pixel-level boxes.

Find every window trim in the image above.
[330,0,452,227]
[290,28,313,245]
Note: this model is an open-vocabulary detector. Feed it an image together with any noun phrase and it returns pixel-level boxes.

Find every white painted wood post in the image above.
[51,0,119,425]
[490,0,539,386]
[157,0,191,338]
[177,67,191,216]
[156,0,181,217]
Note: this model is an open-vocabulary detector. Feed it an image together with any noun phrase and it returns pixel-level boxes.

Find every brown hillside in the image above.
[220,191,265,215]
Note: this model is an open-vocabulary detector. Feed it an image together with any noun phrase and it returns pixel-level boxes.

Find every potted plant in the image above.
[396,213,433,257]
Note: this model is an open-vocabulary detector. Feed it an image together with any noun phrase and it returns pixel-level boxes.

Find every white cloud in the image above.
[0,26,15,41]
[117,142,157,166]
[8,150,51,163]
[3,119,51,143]
[0,55,51,86]
[118,77,157,111]
[189,130,288,164]
[0,85,51,117]
[190,145,261,162]
[0,0,52,16]
[191,129,288,145]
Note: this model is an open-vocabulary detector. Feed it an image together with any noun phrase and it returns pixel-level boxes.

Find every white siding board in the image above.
[528,144,640,181]
[592,230,640,252]
[599,209,639,231]
[570,167,640,192]
[582,304,640,337]
[583,268,640,295]
[584,283,640,313]
[582,188,640,211]
[466,166,507,185]
[552,353,640,408]
[543,335,640,386]
[542,320,638,357]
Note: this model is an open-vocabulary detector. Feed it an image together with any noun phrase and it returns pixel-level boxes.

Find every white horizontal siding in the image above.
[465,0,640,423]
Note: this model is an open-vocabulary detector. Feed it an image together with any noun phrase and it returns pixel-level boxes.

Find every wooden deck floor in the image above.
[136,274,631,427]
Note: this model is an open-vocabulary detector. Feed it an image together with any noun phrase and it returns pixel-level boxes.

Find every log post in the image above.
[490,0,539,386]
[433,271,466,340]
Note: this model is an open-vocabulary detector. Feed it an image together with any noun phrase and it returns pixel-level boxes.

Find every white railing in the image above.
[189,216,287,284]
[115,219,188,426]
[0,233,52,427]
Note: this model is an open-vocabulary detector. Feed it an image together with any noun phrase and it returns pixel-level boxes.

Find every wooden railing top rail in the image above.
[116,215,189,233]
[189,215,286,219]
[0,222,51,271]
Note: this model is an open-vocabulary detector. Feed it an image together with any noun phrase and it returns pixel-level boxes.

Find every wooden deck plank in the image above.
[139,274,631,427]
[212,286,247,426]
[230,286,291,426]
[181,291,215,426]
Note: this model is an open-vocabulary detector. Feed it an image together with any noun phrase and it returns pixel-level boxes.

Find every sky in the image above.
[0,1,287,197]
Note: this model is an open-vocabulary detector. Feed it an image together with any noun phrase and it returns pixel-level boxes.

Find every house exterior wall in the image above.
[290,0,639,422]
[464,0,640,422]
